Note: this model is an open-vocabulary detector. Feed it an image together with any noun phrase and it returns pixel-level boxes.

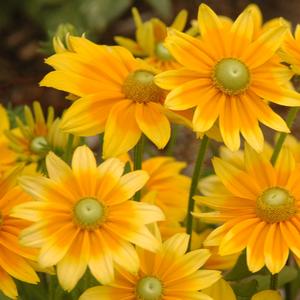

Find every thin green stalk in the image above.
[133,136,144,201]
[186,135,209,251]
[270,273,278,290]
[64,134,74,164]
[167,124,179,156]
[271,107,299,165]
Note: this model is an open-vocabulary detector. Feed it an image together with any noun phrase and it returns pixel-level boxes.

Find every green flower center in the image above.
[73,197,106,229]
[256,187,296,223]
[30,136,49,154]
[122,70,164,103]
[212,58,250,95]
[136,276,163,300]
[155,42,173,61]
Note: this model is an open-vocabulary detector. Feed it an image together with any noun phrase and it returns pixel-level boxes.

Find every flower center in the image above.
[212,58,250,95]
[136,276,163,300]
[155,42,173,61]
[256,187,296,223]
[73,197,106,229]
[30,136,49,154]
[122,70,164,103]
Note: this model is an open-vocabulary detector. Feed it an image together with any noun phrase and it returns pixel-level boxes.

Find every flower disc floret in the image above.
[136,276,163,300]
[122,70,164,103]
[256,187,296,223]
[155,43,173,61]
[30,136,48,154]
[73,197,106,229]
[212,58,250,95]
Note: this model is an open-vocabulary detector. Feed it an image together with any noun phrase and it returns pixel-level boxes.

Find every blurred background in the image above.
[1,0,300,167]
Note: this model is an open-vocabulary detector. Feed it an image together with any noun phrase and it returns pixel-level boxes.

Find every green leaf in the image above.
[225,251,253,281]
[232,279,258,298]
[144,0,172,19]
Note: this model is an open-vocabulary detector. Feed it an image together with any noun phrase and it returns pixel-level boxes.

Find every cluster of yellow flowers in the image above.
[2,3,300,300]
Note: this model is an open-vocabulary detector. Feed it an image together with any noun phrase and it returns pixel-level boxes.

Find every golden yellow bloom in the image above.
[251,290,282,300]
[281,24,300,75]
[192,228,239,271]
[203,278,236,300]
[194,145,300,274]
[115,8,187,71]
[40,38,192,158]
[0,105,17,176]
[141,156,190,221]
[0,168,39,299]
[79,233,221,300]
[13,145,164,291]
[155,4,299,152]
[4,101,78,171]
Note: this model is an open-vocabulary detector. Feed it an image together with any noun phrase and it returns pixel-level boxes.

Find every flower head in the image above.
[0,168,39,299]
[155,4,300,152]
[115,8,188,71]
[4,102,79,172]
[40,37,192,158]
[194,145,300,274]
[79,233,221,300]
[13,145,164,291]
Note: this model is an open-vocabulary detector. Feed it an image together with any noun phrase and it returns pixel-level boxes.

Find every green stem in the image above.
[270,273,278,290]
[167,124,178,156]
[64,134,74,164]
[186,135,209,251]
[133,136,144,202]
[271,107,299,165]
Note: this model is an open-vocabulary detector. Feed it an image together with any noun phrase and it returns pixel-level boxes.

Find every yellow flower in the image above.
[5,101,78,171]
[12,145,164,291]
[141,156,190,221]
[0,168,39,299]
[155,4,299,152]
[79,233,221,300]
[194,145,300,274]
[115,8,188,71]
[40,38,192,158]
[0,105,17,176]
[203,278,237,300]
[192,229,239,271]
[280,24,300,75]
[251,290,282,300]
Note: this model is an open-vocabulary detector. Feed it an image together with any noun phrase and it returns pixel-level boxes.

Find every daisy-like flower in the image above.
[115,8,188,71]
[194,145,300,274]
[141,156,190,221]
[40,38,192,158]
[155,4,300,152]
[12,145,164,291]
[280,24,300,75]
[79,233,221,300]
[0,105,17,176]
[5,101,79,171]
[0,168,39,299]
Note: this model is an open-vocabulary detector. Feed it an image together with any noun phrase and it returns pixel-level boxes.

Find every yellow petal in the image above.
[171,10,188,31]
[203,278,237,300]
[251,290,282,300]
[135,102,170,149]
[103,100,141,159]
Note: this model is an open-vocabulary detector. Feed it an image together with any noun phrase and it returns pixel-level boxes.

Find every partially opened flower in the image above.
[12,145,164,291]
[40,38,194,158]
[0,168,39,299]
[155,4,300,152]
[115,8,188,71]
[4,101,78,172]
[79,233,221,300]
[194,145,300,274]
